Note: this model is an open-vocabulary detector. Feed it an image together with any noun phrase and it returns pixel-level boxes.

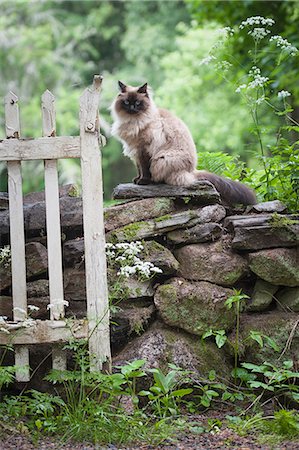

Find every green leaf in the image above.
[215,333,227,348]
[170,388,193,398]
[249,331,263,348]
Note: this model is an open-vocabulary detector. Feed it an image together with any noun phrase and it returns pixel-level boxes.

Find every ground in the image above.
[1,412,299,450]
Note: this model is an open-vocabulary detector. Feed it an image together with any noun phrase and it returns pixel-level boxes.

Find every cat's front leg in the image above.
[134,149,153,185]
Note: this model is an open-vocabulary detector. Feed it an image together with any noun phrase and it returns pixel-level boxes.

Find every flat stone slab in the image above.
[112,182,220,204]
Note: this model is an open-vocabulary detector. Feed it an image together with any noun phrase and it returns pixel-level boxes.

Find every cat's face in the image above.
[114,81,151,117]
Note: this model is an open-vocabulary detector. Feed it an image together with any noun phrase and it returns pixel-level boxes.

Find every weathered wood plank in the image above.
[5,92,30,382]
[42,91,65,322]
[0,319,87,345]
[4,92,20,138]
[42,90,67,370]
[0,136,81,161]
[80,75,111,371]
[113,182,220,203]
[41,90,56,137]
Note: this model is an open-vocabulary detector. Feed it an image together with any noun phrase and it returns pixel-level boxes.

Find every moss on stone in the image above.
[154,214,172,223]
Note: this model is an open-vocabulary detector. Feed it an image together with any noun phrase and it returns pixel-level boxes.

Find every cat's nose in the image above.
[130,105,134,110]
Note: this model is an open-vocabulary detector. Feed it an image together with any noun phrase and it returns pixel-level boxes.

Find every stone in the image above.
[117,277,154,299]
[248,247,299,287]
[23,184,80,205]
[142,240,179,275]
[113,182,220,204]
[167,222,222,244]
[230,312,299,365]
[225,214,299,250]
[276,287,299,312]
[104,197,175,232]
[0,242,48,291]
[0,193,8,210]
[154,278,235,336]
[106,210,205,243]
[64,265,86,301]
[0,195,84,242]
[63,238,84,267]
[246,200,287,214]
[27,279,49,297]
[111,303,156,351]
[246,279,278,312]
[175,240,248,286]
[113,321,232,378]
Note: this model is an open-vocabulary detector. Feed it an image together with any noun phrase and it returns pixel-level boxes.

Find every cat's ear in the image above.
[118,81,127,93]
[137,83,148,94]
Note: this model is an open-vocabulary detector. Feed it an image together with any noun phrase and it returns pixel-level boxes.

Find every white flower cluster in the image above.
[218,26,235,37]
[248,27,271,41]
[199,55,216,66]
[239,16,275,29]
[235,66,269,93]
[0,245,11,268]
[106,241,162,280]
[270,35,298,56]
[0,315,9,335]
[214,60,232,72]
[277,90,291,100]
[47,300,69,310]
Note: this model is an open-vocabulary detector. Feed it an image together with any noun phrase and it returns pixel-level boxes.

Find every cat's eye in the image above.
[135,100,141,106]
[124,100,130,105]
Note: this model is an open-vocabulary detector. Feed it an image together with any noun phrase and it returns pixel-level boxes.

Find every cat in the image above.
[110,81,256,205]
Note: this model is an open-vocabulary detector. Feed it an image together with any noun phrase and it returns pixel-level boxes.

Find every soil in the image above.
[1,413,299,450]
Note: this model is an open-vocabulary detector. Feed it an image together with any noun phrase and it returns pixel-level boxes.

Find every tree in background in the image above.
[0,0,190,197]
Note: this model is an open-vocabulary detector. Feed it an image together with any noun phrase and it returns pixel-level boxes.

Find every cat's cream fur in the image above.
[111,82,256,205]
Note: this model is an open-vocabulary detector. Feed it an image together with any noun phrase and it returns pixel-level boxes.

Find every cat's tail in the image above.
[194,170,256,205]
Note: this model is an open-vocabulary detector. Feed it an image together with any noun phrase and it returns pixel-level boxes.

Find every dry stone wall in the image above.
[0,183,298,379]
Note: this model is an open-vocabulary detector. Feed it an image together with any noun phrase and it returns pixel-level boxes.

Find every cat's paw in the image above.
[133,176,141,184]
[136,177,152,185]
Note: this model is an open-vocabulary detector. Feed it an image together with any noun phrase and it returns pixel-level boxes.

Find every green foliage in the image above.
[240,360,299,403]
[139,365,193,418]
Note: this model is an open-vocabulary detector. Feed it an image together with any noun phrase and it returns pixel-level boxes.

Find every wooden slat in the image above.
[42,90,67,371]
[0,320,87,345]
[5,91,30,382]
[0,136,81,161]
[80,75,111,372]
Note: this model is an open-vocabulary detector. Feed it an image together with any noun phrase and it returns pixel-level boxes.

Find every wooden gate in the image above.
[0,75,111,381]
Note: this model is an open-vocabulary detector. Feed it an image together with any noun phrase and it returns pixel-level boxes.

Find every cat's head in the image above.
[113,81,152,117]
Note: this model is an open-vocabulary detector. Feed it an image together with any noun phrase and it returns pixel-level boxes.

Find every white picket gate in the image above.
[0,75,111,381]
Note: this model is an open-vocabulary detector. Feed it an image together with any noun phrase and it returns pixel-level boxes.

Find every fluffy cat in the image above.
[111,81,256,205]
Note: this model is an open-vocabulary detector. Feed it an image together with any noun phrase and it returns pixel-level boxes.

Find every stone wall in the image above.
[0,183,298,380]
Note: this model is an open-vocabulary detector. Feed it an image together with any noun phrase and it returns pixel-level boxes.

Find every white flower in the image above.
[215,61,232,72]
[217,26,234,37]
[235,84,247,93]
[270,35,298,56]
[239,16,275,29]
[248,27,271,40]
[0,245,11,268]
[256,95,266,105]
[278,90,291,99]
[47,300,69,310]
[199,55,216,66]
[28,305,40,312]
[0,327,10,335]
[22,318,35,328]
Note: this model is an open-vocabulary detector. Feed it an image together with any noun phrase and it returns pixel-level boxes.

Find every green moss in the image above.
[269,212,298,228]
[68,185,80,197]
[222,269,244,285]
[110,221,147,242]
[154,214,172,223]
